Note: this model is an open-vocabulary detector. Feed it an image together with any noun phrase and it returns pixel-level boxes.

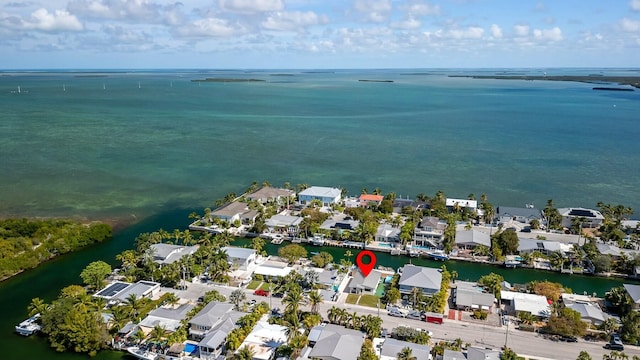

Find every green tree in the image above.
[251,237,266,253]
[28,297,49,316]
[278,244,308,264]
[397,347,417,360]
[497,229,519,255]
[442,215,457,253]
[384,287,401,305]
[621,310,640,344]
[606,287,634,316]
[576,351,592,360]
[308,290,323,314]
[230,288,246,311]
[544,308,587,337]
[357,339,378,360]
[478,272,504,300]
[311,251,334,268]
[282,285,303,321]
[79,261,112,291]
[234,345,255,360]
[501,347,519,360]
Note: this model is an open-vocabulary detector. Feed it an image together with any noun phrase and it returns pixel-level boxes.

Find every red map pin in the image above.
[356,250,376,277]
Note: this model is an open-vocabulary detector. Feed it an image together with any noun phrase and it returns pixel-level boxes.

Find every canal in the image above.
[0,210,637,360]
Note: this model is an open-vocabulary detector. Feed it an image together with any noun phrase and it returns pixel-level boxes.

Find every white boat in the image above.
[15,313,41,336]
[126,346,158,360]
[504,255,522,268]
[310,234,325,246]
[426,250,449,261]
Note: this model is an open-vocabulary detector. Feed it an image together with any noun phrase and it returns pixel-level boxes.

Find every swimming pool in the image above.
[184,343,198,354]
[377,242,394,248]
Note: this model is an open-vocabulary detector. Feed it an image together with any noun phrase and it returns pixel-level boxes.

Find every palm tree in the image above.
[234,345,255,360]
[348,311,360,329]
[450,270,459,284]
[283,286,303,321]
[125,294,142,321]
[149,324,165,342]
[327,306,340,324]
[28,297,48,316]
[230,289,246,311]
[397,347,417,360]
[308,291,323,314]
[361,314,382,339]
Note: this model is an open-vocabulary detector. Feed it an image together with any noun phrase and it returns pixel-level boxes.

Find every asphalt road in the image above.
[169,281,640,360]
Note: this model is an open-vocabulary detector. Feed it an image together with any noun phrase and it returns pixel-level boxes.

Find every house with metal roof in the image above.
[150,243,199,265]
[452,281,495,311]
[380,338,431,360]
[139,303,194,334]
[467,347,500,360]
[517,238,571,256]
[500,291,550,318]
[298,186,342,207]
[188,302,239,340]
[442,349,467,360]
[446,198,478,212]
[376,223,401,243]
[558,207,605,228]
[398,264,442,297]
[222,246,257,270]
[455,229,491,249]
[496,206,543,224]
[566,302,607,326]
[246,186,294,204]
[347,269,382,294]
[236,320,287,360]
[413,216,444,248]
[306,323,365,360]
[265,214,302,236]
[94,280,160,303]
[623,283,640,310]
[194,306,245,360]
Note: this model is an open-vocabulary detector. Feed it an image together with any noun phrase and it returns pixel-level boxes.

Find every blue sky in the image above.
[1,0,639,69]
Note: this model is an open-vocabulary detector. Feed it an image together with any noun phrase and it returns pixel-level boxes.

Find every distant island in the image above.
[449,75,640,89]
[358,79,394,83]
[191,78,266,83]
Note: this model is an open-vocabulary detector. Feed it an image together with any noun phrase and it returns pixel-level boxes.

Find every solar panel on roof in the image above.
[96,282,129,297]
[569,209,595,218]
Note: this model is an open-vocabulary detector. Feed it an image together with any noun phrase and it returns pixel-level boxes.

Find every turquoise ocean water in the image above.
[2,68,639,221]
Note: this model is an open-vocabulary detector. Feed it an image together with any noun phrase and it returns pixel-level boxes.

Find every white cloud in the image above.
[261,11,327,32]
[514,24,529,36]
[175,16,245,37]
[490,24,502,38]
[353,0,392,23]
[0,8,84,32]
[391,16,421,30]
[446,26,484,39]
[219,0,284,13]
[621,18,640,32]
[67,0,161,22]
[533,26,563,41]
[403,2,440,17]
[630,0,640,11]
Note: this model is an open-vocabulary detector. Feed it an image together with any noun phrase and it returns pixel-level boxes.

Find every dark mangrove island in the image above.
[449,75,640,88]
[191,78,266,83]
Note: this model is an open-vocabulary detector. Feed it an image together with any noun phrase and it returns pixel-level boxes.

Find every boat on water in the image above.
[15,313,41,336]
[504,255,522,268]
[126,346,159,360]
[390,249,402,255]
[426,250,449,261]
[310,234,325,246]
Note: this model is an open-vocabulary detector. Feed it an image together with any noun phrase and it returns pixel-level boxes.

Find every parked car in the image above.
[415,328,433,337]
[605,343,624,351]
[611,334,623,345]
[388,308,405,318]
[559,335,577,342]
[406,311,422,320]
[254,289,269,297]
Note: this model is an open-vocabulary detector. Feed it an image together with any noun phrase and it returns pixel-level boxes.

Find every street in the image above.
[169,281,640,360]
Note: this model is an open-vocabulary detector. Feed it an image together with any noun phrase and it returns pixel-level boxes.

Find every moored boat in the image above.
[126,346,159,360]
[426,250,449,261]
[15,313,41,336]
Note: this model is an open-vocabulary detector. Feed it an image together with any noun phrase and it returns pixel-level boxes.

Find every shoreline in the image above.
[449,74,640,88]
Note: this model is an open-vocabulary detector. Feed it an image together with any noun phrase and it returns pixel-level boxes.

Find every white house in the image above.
[500,291,550,318]
[558,207,605,228]
[455,229,491,249]
[236,320,288,360]
[298,186,342,207]
[246,186,294,205]
[446,198,478,212]
[307,324,365,360]
[150,243,199,264]
[265,214,302,236]
[496,206,543,224]
[222,246,257,270]
[380,338,431,360]
[211,202,258,224]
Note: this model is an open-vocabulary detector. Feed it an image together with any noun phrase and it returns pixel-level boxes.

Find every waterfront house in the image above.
[254,260,294,280]
[298,186,342,207]
[446,198,478,213]
[596,243,638,260]
[347,269,382,294]
[565,302,607,326]
[94,280,160,303]
[139,303,194,334]
[500,291,550,318]
[150,243,199,265]
[452,281,495,311]
[455,229,491,250]
[398,264,442,297]
[413,216,445,248]
[467,347,500,360]
[558,207,605,229]
[380,338,430,360]
[320,217,360,231]
[195,309,245,359]
[211,201,258,224]
[496,206,543,224]
[306,323,365,360]
[375,223,401,243]
[265,214,302,236]
[392,198,428,213]
[246,186,294,205]
[222,246,257,271]
[622,284,640,310]
[517,238,571,257]
[236,319,287,360]
[359,193,384,207]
